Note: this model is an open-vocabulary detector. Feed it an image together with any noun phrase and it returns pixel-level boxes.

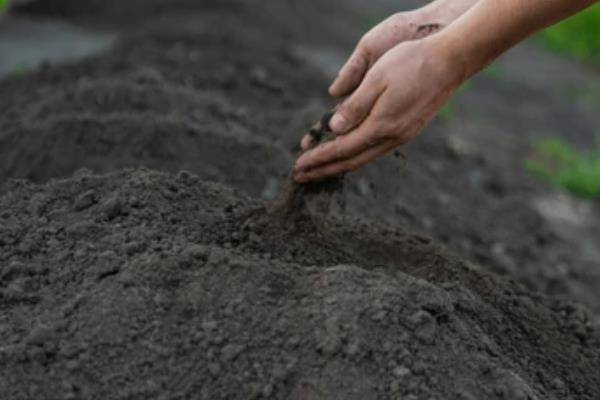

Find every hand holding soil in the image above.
[296,0,599,182]
[295,38,461,182]
[2,0,600,398]
[328,0,479,98]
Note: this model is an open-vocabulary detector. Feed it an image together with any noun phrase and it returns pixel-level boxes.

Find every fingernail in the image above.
[329,113,348,133]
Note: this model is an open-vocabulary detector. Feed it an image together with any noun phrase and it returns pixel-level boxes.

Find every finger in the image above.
[295,140,395,182]
[329,73,385,134]
[300,134,312,151]
[295,117,381,173]
[329,49,369,98]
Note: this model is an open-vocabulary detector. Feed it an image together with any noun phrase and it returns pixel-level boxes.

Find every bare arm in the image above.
[295,0,598,182]
[436,0,598,79]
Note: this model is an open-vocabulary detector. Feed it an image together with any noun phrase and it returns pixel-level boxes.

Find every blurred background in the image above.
[0,0,599,314]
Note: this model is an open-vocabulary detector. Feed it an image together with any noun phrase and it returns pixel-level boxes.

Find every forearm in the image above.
[432,0,599,81]
[419,0,481,26]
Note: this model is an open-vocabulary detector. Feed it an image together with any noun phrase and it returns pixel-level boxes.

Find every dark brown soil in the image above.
[1,1,600,399]
[1,169,599,399]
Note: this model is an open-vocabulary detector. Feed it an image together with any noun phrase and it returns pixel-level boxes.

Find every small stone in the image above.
[551,377,565,390]
[100,194,123,220]
[183,244,209,260]
[202,319,218,331]
[409,310,437,344]
[393,366,411,379]
[65,359,80,371]
[220,344,245,363]
[74,190,97,211]
[26,324,53,346]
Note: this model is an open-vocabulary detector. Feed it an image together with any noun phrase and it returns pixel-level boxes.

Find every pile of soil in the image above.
[1,169,599,399]
[1,0,600,398]
[4,0,599,315]
[0,10,320,199]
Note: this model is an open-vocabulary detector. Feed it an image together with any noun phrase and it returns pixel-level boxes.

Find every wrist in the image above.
[418,0,480,27]
[422,33,471,88]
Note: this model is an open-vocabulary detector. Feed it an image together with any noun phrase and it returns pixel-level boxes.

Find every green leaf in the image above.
[538,3,600,65]
[526,136,600,198]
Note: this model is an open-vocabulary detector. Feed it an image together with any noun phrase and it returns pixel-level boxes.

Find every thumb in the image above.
[329,48,369,98]
[329,71,384,134]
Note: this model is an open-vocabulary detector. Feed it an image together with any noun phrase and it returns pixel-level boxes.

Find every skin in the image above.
[295,0,599,182]
[327,0,480,100]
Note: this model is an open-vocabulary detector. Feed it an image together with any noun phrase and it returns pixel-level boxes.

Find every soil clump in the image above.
[1,169,599,399]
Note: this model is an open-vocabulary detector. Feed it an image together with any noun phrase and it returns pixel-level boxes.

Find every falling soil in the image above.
[1,0,600,399]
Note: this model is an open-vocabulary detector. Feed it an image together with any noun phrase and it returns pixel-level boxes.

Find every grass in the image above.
[539,3,600,65]
[526,137,600,199]
[0,0,8,10]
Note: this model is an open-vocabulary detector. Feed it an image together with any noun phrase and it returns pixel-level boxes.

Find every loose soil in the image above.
[1,169,599,399]
[1,1,600,399]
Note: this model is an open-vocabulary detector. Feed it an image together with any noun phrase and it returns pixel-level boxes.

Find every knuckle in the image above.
[345,160,360,172]
[364,69,384,87]
[372,121,395,141]
[365,134,382,146]
[357,35,371,51]
[347,56,366,77]
[340,101,366,120]
[379,130,396,142]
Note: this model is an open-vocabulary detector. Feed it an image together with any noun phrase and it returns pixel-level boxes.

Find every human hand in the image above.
[330,0,480,98]
[295,38,464,182]
[329,11,443,98]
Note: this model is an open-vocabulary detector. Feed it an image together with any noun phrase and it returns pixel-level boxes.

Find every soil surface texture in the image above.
[1,169,599,399]
[1,0,600,399]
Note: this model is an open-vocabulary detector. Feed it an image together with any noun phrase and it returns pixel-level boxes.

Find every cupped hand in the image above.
[295,39,463,183]
[330,11,443,98]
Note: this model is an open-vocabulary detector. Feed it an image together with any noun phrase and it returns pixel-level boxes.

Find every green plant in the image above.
[440,81,472,120]
[480,62,505,80]
[0,0,9,10]
[539,3,600,65]
[526,137,600,198]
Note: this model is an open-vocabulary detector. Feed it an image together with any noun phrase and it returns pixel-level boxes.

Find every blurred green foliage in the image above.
[567,83,600,108]
[539,3,600,65]
[0,0,9,10]
[439,81,473,120]
[439,62,504,120]
[526,137,600,198]
[480,62,505,80]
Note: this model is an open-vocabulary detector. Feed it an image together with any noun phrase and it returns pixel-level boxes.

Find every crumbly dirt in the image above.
[1,169,599,399]
[2,0,599,317]
[1,1,600,399]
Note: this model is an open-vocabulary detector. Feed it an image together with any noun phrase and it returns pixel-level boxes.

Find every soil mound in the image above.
[4,1,599,314]
[11,0,243,25]
[0,12,317,198]
[1,1,600,398]
[0,169,599,399]
[0,75,290,198]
